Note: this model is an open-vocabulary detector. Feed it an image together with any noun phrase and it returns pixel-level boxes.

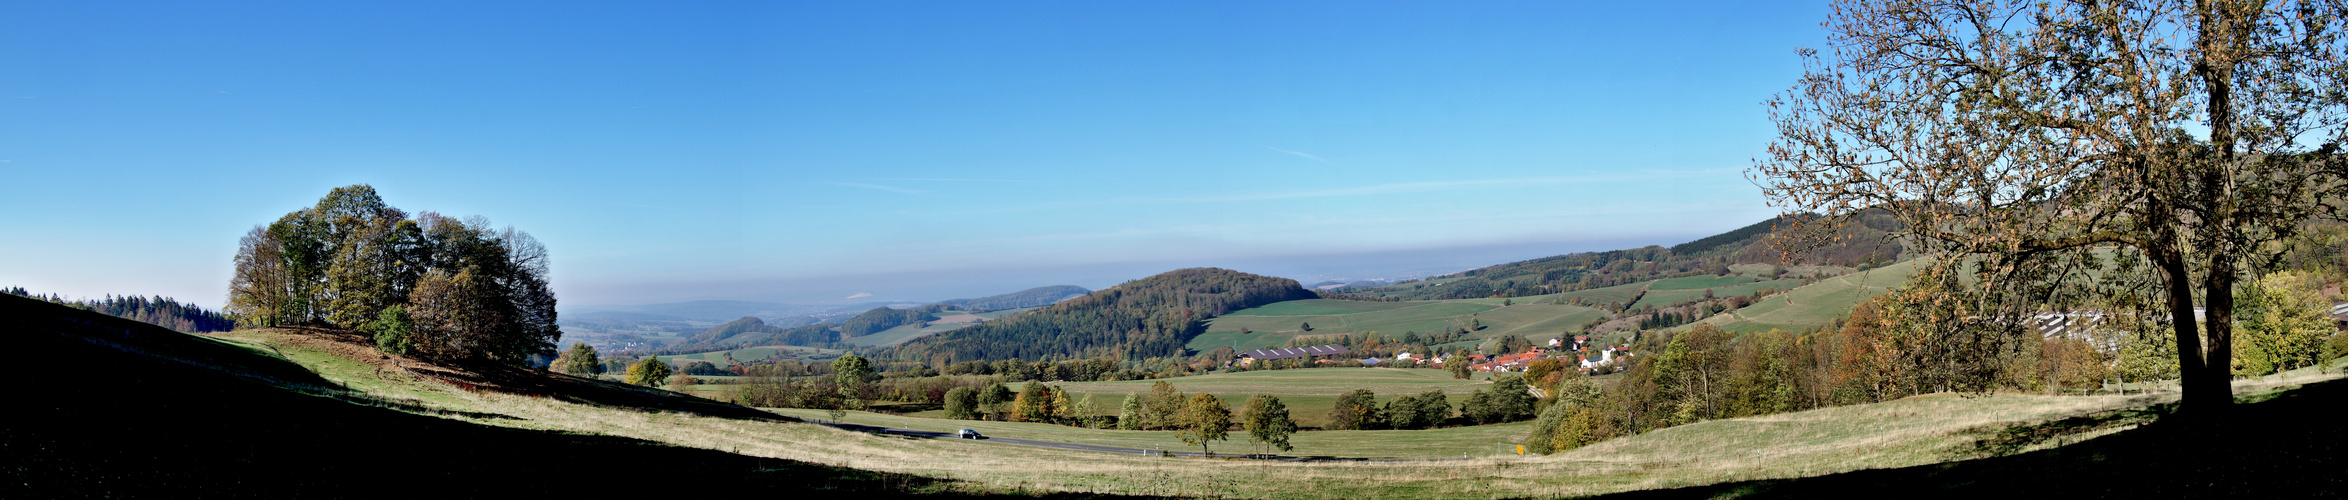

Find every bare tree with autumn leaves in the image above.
[1754,0,2348,413]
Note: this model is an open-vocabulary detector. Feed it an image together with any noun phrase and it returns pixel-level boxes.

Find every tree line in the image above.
[225,185,559,365]
[2,287,235,333]
[1520,271,2348,454]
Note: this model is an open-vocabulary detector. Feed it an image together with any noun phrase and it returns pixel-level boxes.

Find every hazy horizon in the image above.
[4,1,1817,310]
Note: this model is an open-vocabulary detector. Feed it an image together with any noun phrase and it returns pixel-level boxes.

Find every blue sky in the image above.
[1,1,1826,309]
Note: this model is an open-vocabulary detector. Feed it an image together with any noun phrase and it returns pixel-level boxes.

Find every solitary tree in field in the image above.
[624,357,671,387]
[1012,381,1057,422]
[1240,395,1296,455]
[978,381,1014,420]
[1326,389,1381,430]
[943,387,979,419]
[1073,392,1101,428]
[555,342,603,376]
[1117,392,1145,430]
[1144,381,1184,430]
[831,354,874,415]
[1176,393,1232,455]
[1754,0,2348,413]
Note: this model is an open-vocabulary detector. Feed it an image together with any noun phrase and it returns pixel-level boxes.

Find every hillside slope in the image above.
[934,285,1091,311]
[1353,213,1902,301]
[0,294,965,497]
[1695,258,1919,334]
[888,268,1317,362]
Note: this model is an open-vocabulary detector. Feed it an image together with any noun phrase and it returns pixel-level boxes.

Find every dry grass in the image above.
[216,328,2347,499]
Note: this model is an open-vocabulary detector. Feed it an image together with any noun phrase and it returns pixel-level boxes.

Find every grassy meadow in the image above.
[1190,299,1604,353]
[1044,368,1494,428]
[766,407,1538,459]
[1631,276,1808,310]
[1699,259,1919,334]
[656,345,848,368]
[188,324,2346,499]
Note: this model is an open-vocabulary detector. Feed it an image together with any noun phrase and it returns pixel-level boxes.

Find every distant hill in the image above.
[933,285,1091,311]
[578,300,820,322]
[664,317,842,352]
[886,268,1318,363]
[837,307,939,337]
[1349,213,1903,301]
[652,285,1093,353]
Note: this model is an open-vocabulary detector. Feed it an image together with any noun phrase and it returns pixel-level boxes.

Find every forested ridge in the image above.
[662,317,841,353]
[838,306,938,337]
[2,287,235,333]
[932,285,1090,311]
[1352,213,1903,301]
[887,268,1317,364]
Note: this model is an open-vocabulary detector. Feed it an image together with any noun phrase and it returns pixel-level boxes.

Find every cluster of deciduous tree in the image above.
[1115,381,1192,430]
[1107,381,1292,454]
[887,268,1318,363]
[939,357,1154,382]
[729,354,879,417]
[731,376,849,410]
[937,380,1109,429]
[1319,379,1535,431]
[2,288,234,333]
[1520,271,2327,455]
[225,185,559,365]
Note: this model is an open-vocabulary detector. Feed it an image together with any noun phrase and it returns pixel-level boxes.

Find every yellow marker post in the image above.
[1515,445,1525,455]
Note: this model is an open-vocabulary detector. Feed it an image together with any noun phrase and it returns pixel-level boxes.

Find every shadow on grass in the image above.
[1,295,1154,498]
[1950,401,2169,459]
[1592,378,2348,499]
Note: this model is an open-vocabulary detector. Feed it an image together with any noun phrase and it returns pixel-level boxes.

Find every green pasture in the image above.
[1221,299,1416,317]
[1727,263,1851,279]
[658,345,846,368]
[1193,301,1496,351]
[1647,275,1760,290]
[1472,304,1608,341]
[1538,281,1651,306]
[1631,278,1807,310]
[1047,368,1494,428]
[765,406,1536,459]
[1191,299,1608,352]
[1701,259,1918,334]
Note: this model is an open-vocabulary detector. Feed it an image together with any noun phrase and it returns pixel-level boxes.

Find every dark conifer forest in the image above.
[2,287,235,333]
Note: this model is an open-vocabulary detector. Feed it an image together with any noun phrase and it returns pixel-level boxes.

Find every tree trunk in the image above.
[2154,245,2217,409]
[2197,257,2238,409]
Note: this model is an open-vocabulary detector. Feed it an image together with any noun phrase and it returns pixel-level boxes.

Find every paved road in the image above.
[803,419,1461,463]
